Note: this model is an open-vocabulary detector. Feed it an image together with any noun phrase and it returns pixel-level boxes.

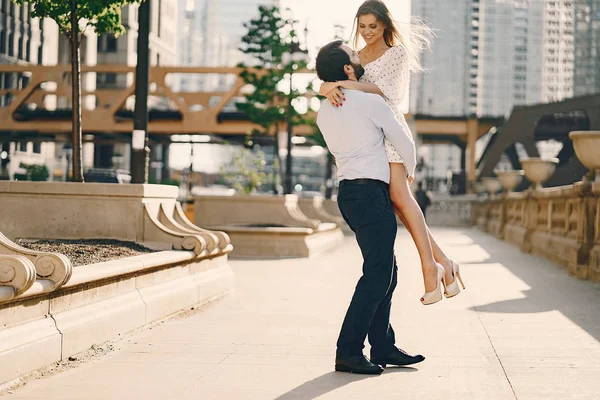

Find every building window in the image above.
[106,35,117,52]
[1,0,6,13]
[157,0,162,38]
[105,73,117,85]
[98,35,118,52]
[8,33,13,56]
[25,39,30,61]
[0,30,5,54]
[18,142,28,152]
[18,36,23,59]
[32,142,41,154]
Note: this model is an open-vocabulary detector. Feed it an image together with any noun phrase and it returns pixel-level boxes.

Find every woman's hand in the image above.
[319,82,345,107]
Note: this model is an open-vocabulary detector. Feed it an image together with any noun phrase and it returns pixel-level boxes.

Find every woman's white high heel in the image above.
[443,260,466,298]
[420,264,446,306]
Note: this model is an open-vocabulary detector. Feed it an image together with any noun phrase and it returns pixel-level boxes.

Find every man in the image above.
[316,40,425,375]
[415,182,432,220]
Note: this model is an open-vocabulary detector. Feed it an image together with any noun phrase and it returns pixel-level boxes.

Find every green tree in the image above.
[221,148,278,195]
[236,5,309,194]
[13,0,143,182]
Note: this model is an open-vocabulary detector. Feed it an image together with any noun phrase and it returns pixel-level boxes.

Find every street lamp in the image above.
[282,41,309,195]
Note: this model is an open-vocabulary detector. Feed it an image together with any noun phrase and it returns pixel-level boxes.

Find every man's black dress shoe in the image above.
[370,348,425,367]
[335,355,384,375]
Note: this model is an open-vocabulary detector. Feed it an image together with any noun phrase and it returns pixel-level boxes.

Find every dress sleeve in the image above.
[375,45,409,104]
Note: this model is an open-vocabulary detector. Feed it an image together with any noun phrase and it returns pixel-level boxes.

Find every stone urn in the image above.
[481,177,503,195]
[520,158,559,190]
[496,170,524,192]
[569,131,600,182]
[473,181,486,195]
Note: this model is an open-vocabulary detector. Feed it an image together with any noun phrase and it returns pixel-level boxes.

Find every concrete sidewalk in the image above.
[3,228,600,400]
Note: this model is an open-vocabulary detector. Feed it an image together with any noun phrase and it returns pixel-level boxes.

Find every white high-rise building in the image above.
[409,0,471,116]
[96,1,178,89]
[201,0,279,90]
[410,0,577,189]
[411,0,576,118]
[573,0,600,96]
[176,0,279,92]
[175,0,206,92]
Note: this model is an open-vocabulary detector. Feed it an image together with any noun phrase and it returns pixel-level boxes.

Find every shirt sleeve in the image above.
[375,46,409,104]
[367,96,417,179]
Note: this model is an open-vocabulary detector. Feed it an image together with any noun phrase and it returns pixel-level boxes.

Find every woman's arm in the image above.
[319,80,384,107]
[337,80,384,97]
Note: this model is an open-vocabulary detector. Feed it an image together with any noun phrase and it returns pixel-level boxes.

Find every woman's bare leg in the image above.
[388,163,439,293]
[395,211,455,285]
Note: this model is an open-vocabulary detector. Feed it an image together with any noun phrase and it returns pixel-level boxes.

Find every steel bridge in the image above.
[0,64,502,187]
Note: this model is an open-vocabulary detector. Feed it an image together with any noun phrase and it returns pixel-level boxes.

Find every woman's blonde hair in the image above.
[351,0,434,72]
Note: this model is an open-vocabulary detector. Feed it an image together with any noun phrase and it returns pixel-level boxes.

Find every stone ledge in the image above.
[0,181,179,199]
[215,225,345,259]
[0,251,234,386]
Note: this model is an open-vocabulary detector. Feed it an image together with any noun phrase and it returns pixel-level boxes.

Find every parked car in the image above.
[83,168,131,184]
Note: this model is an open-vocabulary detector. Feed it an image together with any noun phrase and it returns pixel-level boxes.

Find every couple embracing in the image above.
[316,0,465,375]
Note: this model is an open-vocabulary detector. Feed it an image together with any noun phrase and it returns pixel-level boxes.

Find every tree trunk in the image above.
[271,125,283,195]
[324,152,334,199]
[70,0,83,182]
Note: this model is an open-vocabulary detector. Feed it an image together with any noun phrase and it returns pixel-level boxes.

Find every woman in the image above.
[320,0,464,305]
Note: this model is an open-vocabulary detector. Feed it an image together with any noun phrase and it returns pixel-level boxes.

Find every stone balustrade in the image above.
[425,194,476,227]
[472,181,599,283]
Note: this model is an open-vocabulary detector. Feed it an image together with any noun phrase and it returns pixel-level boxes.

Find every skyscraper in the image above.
[409,0,471,116]
[176,0,279,92]
[573,0,600,96]
[411,0,576,118]
[409,0,580,190]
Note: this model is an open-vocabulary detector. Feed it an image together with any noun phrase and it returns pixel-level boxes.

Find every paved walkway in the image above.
[4,228,600,400]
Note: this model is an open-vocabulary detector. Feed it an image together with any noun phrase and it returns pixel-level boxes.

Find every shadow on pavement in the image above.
[456,228,600,342]
[274,368,417,400]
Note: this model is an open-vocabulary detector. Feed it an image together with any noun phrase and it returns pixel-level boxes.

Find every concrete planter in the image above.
[0,250,234,386]
[297,196,351,235]
[194,194,344,258]
[520,158,559,189]
[195,194,320,229]
[0,181,231,257]
[569,130,600,182]
[220,225,344,259]
[321,198,343,218]
[496,170,524,192]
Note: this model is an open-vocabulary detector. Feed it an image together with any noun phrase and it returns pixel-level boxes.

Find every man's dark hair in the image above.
[417,182,423,189]
[316,40,351,82]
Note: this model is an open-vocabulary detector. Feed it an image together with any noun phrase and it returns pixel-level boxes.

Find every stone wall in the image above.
[472,181,600,283]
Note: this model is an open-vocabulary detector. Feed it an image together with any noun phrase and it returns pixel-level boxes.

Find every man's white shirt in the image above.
[316,90,416,184]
